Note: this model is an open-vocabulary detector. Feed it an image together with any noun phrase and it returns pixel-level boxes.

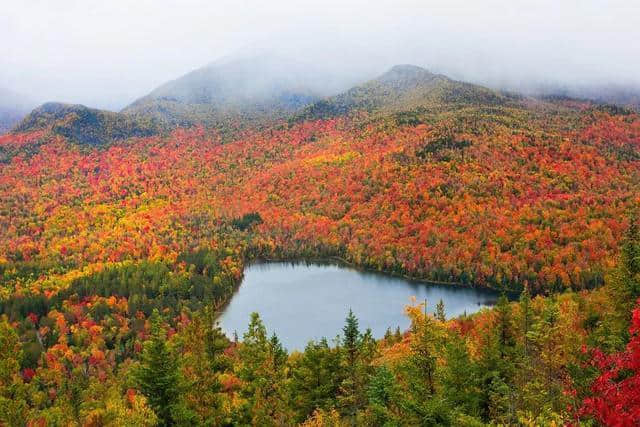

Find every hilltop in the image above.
[14,102,161,145]
[122,54,345,127]
[297,64,518,120]
[14,62,521,142]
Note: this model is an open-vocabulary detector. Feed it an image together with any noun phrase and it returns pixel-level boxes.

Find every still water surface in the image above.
[218,261,499,350]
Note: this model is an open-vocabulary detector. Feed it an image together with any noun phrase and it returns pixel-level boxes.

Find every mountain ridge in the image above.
[14,102,161,145]
[11,60,633,144]
[121,54,346,127]
[295,64,517,121]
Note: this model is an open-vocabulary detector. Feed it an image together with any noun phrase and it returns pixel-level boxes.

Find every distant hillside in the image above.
[15,102,161,145]
[123,54,343,127]
[297,64,517,120]
[0,87,34,133]
[589,87,640,111]
[526,83,640,112]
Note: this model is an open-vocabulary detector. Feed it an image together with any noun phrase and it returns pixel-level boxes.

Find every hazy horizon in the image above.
[2,0,639,111]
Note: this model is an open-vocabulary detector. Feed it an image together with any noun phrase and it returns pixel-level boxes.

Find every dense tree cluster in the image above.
[2,261,638,424]
[2,107,638,295]
[0,99,638,424]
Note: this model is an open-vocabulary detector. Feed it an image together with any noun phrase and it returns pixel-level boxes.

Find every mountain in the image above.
[14,102,161,145]
[10,54,355,142]
[122,54,346,127]
[532,83,640,111]
[0,87,34,133]
[3,57,640,425]
[297,64,517,120]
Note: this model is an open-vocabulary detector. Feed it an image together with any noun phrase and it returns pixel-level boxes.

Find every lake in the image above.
[218,261,499,350]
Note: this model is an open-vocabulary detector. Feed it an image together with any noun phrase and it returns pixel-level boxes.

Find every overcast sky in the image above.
[2,0,639,110]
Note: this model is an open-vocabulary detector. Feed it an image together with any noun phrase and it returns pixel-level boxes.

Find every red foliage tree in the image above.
[580,299,640,425]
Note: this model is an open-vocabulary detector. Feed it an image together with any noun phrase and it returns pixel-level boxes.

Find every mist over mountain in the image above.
[0,87,34,133]
[13,61,517,141]
[524,83,640,111]
[4,1,639,112]
[11,56,637,144]
[122,53,360,127]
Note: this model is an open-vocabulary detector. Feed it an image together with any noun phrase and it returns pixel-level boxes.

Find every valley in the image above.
[0,61,639,425]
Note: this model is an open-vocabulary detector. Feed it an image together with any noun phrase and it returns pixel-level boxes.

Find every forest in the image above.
[0,97,639,425]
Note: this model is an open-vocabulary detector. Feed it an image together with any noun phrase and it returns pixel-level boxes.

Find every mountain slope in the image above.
[123,54,343,127]
[297,64,516,120]
[14,102,161,145]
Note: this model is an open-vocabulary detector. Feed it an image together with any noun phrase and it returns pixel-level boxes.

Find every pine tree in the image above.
[289,338,343,422]
[477,295,517,423]
[398,303,453,425]
[441,332,481,419]
[132,310,184,426]
[239,312,269,382]
[237,312,291,425]
[203,304,230,371]
[343,309,360,361]
[516,297,569,417]
[518,287,533,358]
[410,313,438,395]
[339,309,362,418]
[436,299,446,322]
[365,366,401,425]
[495,294,515,359]
[383,327,393,343]
[609,215,640,334]
[394,326,403,343]
[178,307,231,424]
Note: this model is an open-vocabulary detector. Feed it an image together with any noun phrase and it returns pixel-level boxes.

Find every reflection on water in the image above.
[218,261,500,350]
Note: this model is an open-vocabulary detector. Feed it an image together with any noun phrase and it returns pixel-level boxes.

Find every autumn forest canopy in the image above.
[1,59,640,426]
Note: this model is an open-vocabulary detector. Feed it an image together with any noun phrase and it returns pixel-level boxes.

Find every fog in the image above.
[2,0,639,111]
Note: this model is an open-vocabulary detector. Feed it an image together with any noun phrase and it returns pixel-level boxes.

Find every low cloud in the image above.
[2,0,638,110]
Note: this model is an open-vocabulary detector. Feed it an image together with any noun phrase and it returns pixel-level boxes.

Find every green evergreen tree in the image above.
[289,338,343,422]
[203,305,231,371]
[269,333,288,369]
[476,295,517,424]
[394,326,403,343]
[132,310,185,426]
[364,365,401,425]
[516,297,569,417]
[238,312,269,385]
[518,287,533,358]
[441,332,481,418]
[436,299,446,322]
[178,307,231,425]
[401,308,452,425]
[237,312,291,425]
[339,309,363,418]
[383,327,393,343]
[607,214,640,343]
[495,294,515,359]
[409,313,438,395]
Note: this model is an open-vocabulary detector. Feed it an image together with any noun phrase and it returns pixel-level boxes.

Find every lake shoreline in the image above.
[255,255,514,294]
[216,260,502,350]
